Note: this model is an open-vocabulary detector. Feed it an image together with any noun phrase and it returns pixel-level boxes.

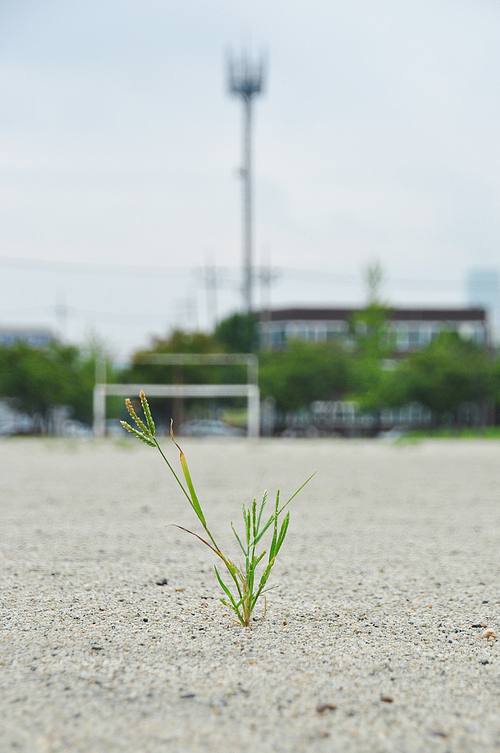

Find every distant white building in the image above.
[259,307,489,352]
[467,269,499,345]
[0,327,54,347]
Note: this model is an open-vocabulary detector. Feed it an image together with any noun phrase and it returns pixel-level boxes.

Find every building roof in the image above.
[263,307,486,323]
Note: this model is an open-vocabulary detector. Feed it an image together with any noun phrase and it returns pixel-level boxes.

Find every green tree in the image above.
[391,331,495,422]
[123,330,228,386]
[346,260,395,412]
[259,341,351,413]
[0,342,99,424]
[348,303,394,411]
[215,312,258,353]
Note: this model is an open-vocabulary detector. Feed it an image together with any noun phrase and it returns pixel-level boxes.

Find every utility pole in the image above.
[55,291,68,341]
[203,253,219,330]
[258,264,279,326]
[228,52,265,313]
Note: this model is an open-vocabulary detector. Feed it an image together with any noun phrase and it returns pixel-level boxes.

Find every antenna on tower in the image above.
[227,49,265,313]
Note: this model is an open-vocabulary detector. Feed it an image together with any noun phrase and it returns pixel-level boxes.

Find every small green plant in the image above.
[121,390,313,626]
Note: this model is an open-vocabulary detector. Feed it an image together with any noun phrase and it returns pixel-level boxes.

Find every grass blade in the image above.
[250,549,267,570]
[169,524,220,557]
[231,522,247,557]
[274,511,290,556]
[250,512,275,547]
[170,423,207,528]
[278,473,316,515]
[214,566,244,624]
[256,557,275,595]
[214,565,238,608]
[268,490,280,562]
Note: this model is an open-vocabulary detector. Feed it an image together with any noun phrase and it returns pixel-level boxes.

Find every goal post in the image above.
[93,354,260,438]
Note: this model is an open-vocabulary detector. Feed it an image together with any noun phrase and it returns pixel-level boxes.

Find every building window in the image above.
[271,325,285,348]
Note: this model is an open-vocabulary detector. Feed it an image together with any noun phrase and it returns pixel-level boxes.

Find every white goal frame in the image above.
[93,354,260,438]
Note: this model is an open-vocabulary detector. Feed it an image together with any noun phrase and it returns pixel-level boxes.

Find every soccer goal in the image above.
[93,353,260,438]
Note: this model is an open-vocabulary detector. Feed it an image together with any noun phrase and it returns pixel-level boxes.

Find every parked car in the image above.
[0,400,34,436]
[179,419,245,437]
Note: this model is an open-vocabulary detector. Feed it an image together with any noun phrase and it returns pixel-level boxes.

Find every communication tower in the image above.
[228,52,265,312]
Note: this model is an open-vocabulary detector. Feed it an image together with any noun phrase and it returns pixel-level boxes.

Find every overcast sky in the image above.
[1,0,500,357]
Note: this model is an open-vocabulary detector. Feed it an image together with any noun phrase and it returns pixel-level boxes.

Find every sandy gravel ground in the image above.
[1,436,500,752]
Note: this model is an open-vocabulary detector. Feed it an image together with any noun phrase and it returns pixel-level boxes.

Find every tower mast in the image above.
[228,52,264,313]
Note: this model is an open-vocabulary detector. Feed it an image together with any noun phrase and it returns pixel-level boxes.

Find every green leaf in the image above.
[231,522,247,557]
[250,558,277,611]
[251,512,275,547]
[257,558,275,592]
[251,549,267,569]
[214,565,237,607]
[275,512,290,556]
[179,452,206,527]
[278,473,316,515]
[214,566,244,624]
[268,490,280,562]
[170,426,207,528]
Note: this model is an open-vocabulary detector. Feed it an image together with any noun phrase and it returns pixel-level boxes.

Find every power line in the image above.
[0,254,464,291]
[0,303,170,325]
[277,267,463,290]
[0,255,192,277]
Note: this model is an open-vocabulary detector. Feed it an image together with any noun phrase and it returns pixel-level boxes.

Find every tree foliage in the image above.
[215,312,258,353]
[390,331,495,420]
[259,341,351,413]
[347,303,394,411]
[123,330,242,386]
[0,342,97,422]
[2,315,499,434]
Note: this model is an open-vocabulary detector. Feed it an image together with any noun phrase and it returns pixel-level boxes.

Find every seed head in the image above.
[125,398,150,435]
[140,390,155,436]
[120,420,155,447]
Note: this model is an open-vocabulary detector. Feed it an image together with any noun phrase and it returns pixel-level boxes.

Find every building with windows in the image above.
[259,307,489,353]
[0,327,54,347]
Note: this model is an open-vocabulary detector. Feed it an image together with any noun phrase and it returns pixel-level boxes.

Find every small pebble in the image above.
[480,629,497,640]
[316,703,337,713]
